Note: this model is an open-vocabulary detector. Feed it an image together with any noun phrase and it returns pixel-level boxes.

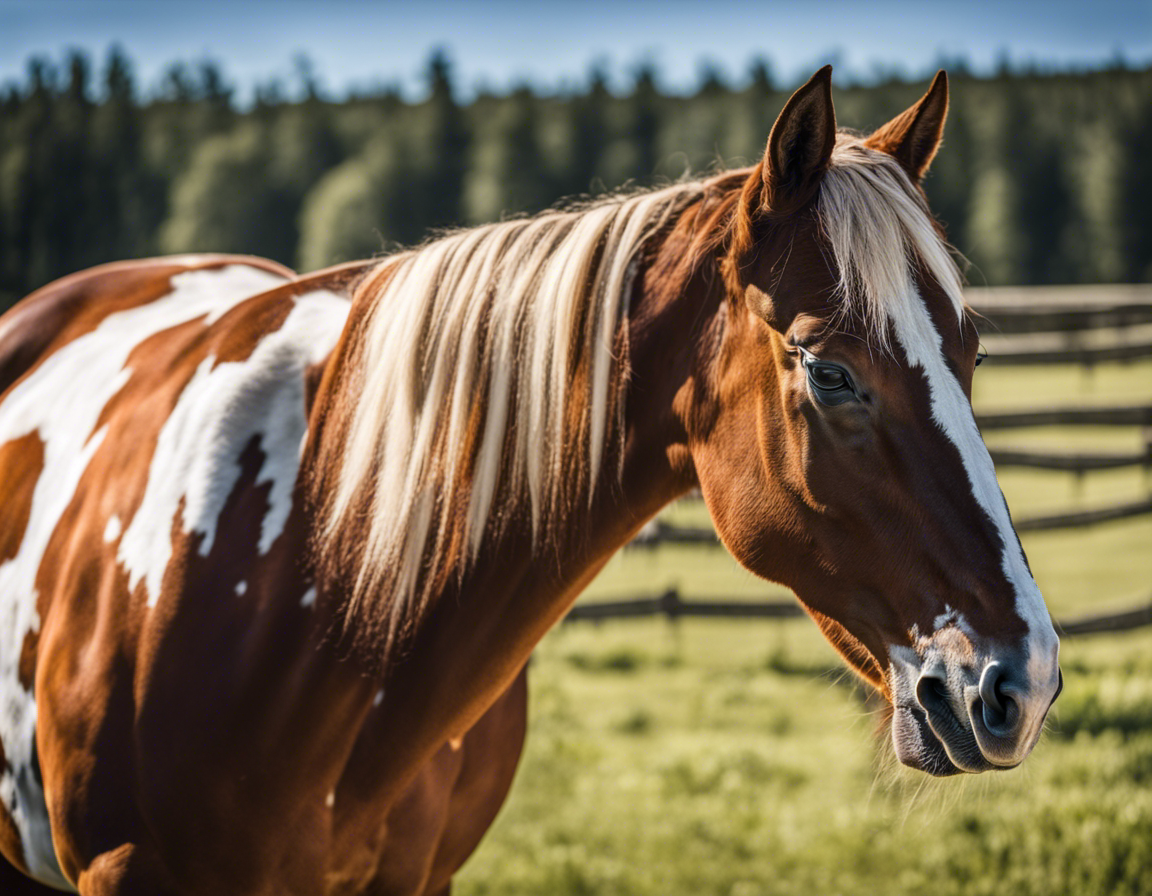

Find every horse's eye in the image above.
[798,349,857,405]
[807,363,848,391]
[974,349,987,368]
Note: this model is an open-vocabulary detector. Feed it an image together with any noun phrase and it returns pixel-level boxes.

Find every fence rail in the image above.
[988,446,1152,472]
[966,284,1152,364]
[975,404,1152,429]
[970,303,1152,335]
[1057,602,1152,635]
[1014,497,1152,532]
[564,587,1152,637]
[978,330,1152,366]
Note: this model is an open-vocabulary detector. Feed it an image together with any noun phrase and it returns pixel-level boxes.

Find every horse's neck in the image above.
[325,236,724,809]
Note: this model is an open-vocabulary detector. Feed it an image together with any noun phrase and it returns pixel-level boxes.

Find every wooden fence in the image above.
[969,288,1152,487]
[988,445,1151,473]
[564,587,1152,637]
[974,405,1152,429]
[968,284,1152,335]
[970,286,1152,365]
[976,331,1152,366]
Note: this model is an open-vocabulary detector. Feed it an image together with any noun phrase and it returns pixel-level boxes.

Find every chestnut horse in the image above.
[0,68,1060,894]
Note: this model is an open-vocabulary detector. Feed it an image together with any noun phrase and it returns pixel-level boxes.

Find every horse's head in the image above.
[689,67,1060,775]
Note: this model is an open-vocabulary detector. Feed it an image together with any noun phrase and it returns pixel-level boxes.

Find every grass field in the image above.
[456,359,1152,896]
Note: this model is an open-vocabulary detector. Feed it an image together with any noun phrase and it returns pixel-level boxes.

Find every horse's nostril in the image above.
[979,663,1005,710]
[981,698,1008,732]
[977,661,1016,735]
[915,671,951,715]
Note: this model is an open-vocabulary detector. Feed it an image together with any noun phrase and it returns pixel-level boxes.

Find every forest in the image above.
[1,49,1150,311]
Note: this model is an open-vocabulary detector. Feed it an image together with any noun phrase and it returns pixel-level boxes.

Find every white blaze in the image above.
[888,284,1057,658]
[819,140,1058,675]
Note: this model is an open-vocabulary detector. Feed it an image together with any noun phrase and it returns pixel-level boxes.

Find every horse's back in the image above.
[0,254,360,890]
[0,255,296,397]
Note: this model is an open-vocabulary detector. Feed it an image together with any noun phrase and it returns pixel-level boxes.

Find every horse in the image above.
[0,66,1060,894]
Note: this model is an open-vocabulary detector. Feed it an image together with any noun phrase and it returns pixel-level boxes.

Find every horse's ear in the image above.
[761,65,837,212]
[865,71,949,182]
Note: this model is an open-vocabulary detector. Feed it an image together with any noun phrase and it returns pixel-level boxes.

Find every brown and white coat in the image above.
[0,68,1060,895]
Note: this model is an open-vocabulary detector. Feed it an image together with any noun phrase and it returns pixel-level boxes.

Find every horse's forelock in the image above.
[818,135,968,350]
[716,133,967,347]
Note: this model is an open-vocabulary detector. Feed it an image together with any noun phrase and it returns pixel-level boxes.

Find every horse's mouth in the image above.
[891,702,1010,776]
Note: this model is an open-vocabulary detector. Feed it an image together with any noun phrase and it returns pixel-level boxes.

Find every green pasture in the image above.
[458,359,1152,896]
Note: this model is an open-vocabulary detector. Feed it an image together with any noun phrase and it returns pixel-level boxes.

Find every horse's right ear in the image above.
[761,65,837,212]
[864,70,948,182]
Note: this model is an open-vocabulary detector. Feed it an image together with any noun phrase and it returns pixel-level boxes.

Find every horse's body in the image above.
[0,70,1061,894]
[0,255,530,894]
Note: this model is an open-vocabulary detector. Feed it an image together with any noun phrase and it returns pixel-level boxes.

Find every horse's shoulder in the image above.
[0,255,297,397]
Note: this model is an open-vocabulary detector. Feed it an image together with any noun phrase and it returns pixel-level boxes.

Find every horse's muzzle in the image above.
[890,648,1062,775]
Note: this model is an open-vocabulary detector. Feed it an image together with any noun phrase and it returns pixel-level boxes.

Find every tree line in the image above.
[1,49,1150,310]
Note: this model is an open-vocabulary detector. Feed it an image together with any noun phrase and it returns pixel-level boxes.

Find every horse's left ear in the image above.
[761,65,837,212]
[864,71,949,182]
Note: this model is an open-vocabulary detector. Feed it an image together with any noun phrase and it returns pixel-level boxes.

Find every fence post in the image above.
[1144,424,1152,490]
[659,587,683,653]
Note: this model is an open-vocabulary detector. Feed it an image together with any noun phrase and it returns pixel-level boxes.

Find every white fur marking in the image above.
[373,688,385,707]
[819,141,1058,679]
[235,580,247,596]
[103,514,122,543]
[119,291,349,605]
[0,264,287,889]
[300,586,317,609]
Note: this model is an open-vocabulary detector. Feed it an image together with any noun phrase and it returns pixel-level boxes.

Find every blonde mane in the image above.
[318,181,707,652]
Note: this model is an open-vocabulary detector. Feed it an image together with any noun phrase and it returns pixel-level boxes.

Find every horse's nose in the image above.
[974,661,1018,737]
[913,656,1061,771]
[967,659,1062,766]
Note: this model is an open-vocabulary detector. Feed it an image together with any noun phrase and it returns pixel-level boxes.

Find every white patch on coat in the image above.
[820,140,1059,766]
[235,581,247,596]
[300,586,317,609]
[930,605,976,640]
[103,514,122,543]
[325,790,335,808]
[118,290,349,605]
[819,140,1059,678]
[0,263,288,890]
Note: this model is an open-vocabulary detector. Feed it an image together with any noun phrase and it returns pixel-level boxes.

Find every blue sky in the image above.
[2,0,1150,99]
